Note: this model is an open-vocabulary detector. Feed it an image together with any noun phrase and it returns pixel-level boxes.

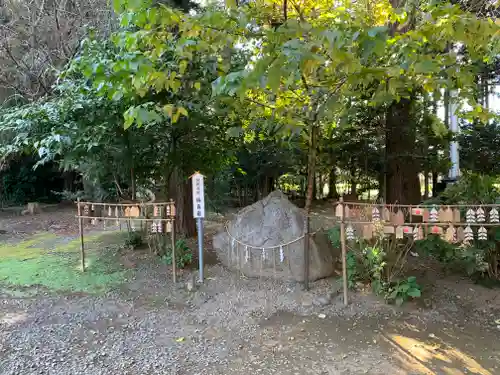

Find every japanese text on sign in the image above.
[191,172,205,218]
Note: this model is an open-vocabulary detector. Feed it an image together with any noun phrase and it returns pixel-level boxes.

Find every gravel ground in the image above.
[2,257,500,375]
[0,257,381,375]
[1,205,500,375]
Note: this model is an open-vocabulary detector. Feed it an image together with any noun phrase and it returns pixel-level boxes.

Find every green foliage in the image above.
[362,246,387,293]
[329,224,421,305]
[424,172,500,205]
[0,158,64,205]
[345,251,359,289]
[358,244,421,306]
[415,235,493,278]
[459,121,500,176]
[328,226,361,289]
[414,235,458,263]
[1,0,499,234]
[125,230,144,248]
[52,189,86,202]
[386,276,422,307]
[162,239,193,269]
[327,225,341,249]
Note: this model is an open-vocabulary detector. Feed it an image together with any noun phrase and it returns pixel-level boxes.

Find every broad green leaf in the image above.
[399,283,410,292]
[388,289,399,299]
[172,110,180,124]
[113,0,122,13]
[407,288,421,298]
[179,60,188,75]
[267,64,282,93]
[126,0,144,10]
[226,126,243,137]
[177,107,189,118]
[123,108,135,130]
[368,26,388,38]
[163,104,174,117]
[414,60,439,74]
[407,276,417,283]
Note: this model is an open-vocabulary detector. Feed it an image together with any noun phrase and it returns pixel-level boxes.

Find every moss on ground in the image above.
[0,231,131,294]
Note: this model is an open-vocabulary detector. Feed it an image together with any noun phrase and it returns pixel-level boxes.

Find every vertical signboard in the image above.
[191,172,205,282]
[192,172,205,218]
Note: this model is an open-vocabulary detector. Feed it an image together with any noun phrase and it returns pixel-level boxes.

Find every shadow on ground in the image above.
[223,310,499,375]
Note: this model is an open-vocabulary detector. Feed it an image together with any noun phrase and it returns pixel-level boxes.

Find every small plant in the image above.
[415,235,495,279]
[162,239,193,269]
[414,235,457,263]
[328,226,358,288]
[385,276,422,306]
[125,230,144,248]
[328,222,421,305]
[327,225,341,249]
[345,251,358,289]
[361,245,387,295]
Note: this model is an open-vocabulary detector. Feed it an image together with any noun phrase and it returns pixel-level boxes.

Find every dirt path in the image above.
[217,309,500,375]
[2,262,500,375]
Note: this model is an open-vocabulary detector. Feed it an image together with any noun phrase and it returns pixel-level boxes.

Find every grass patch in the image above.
[0,231,131,294]
[0,233,59,259]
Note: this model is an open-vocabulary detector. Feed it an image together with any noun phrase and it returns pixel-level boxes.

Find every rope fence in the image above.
[75,198,178,283]
[335,197,500,306]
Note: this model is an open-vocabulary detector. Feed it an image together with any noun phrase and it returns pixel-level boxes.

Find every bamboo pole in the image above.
[76,201,176,207]
[334,201,500,208]
[74,216,174,222]
[340,196,348,305]
[171,220,177,284]
[77,198,86,272]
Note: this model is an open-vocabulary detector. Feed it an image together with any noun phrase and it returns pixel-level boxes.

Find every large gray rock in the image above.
[213,191,335,282]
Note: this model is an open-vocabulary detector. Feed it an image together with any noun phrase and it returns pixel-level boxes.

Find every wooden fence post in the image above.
[340,196,348,305]
[77,198,85,272]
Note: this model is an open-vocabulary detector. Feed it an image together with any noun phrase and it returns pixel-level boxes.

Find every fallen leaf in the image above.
[175,337,185,342]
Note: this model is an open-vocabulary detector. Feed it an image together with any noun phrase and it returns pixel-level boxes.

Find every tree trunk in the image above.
[303,123,318,288]
[385,98,421,204]
[327,167,338,199]
[130,167,136,201]
[312,173,317,201]
[169,168,196,237]
[378,168,386,202]
[63,171,74,192]
[424,172,429,199]
[304,124,318,211]
[318,173,324,199]
[432,171,439,197]
[350,176,357,196]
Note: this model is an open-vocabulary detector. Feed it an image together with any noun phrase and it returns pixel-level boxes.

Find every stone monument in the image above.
[213,191,335,282]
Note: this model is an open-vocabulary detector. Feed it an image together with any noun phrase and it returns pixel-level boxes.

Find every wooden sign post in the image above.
[191,172,205,283]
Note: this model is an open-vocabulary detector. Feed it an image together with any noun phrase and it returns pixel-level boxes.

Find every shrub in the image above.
[328,223,421,305]
[162,239,193,269]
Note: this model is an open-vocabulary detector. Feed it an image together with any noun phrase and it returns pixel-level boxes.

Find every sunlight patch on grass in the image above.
[0,233,59,259]
[0,231,131,294]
